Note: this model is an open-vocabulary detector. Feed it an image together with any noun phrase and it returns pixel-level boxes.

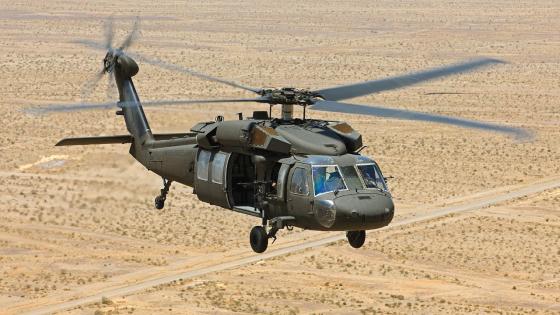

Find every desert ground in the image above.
[0,0,559,314]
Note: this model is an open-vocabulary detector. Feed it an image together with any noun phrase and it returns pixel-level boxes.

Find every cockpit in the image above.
[284,154,393,231]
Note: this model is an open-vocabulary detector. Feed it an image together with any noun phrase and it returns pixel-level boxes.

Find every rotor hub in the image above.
[259,88,321,106]
[103,49,138,78]
[103,51,116,73]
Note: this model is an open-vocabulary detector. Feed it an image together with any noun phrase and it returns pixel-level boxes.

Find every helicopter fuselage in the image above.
[140,117,394,232]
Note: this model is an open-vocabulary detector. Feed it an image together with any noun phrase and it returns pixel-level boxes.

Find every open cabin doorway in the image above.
[228,153,256,209]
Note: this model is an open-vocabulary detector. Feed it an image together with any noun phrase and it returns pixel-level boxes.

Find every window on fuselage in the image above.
[290,167,309,195]
[312,165,347,196]
[197,150,211,181]
[211,152,227,184]
[356,163,387,191]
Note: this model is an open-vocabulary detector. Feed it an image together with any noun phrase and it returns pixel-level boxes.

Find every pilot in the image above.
[313,167,327,195]
[361,166,377,188]
[325,168,344,192]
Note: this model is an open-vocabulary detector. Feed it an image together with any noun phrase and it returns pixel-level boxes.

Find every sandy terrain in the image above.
[0,0,559,314]
[69,189,560,315]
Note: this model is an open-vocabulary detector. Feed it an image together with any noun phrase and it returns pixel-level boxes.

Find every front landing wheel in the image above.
[346,230,366,248]
[250,226,268,253]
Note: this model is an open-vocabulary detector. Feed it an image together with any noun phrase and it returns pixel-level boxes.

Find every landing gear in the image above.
[250,226,268,253]
[154,197,165,210]
[154,178,172,210]
[249,216,295,253]
[346,230,366,248]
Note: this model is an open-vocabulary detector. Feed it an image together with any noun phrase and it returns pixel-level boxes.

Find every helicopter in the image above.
[36,20,531,253]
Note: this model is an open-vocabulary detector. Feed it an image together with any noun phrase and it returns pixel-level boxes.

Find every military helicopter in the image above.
[35,20,530,253]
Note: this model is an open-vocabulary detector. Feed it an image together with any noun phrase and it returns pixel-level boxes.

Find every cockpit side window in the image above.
[356,163,387,191]
[312,165,348,196]
[290,167,309,196]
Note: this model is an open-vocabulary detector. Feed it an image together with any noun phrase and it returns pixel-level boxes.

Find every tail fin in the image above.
[113,55,154,144]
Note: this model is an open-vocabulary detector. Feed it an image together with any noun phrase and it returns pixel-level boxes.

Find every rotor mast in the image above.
[281,104,294,120]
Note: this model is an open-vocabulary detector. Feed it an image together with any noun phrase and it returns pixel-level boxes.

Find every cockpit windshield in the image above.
[356,163,387,191]
[312,165,347,196]
[310,162,388,196]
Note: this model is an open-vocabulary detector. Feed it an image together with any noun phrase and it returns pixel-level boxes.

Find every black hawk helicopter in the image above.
[35,20,531,253]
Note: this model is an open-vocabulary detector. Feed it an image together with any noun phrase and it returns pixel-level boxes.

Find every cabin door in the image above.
[194,149,230,208]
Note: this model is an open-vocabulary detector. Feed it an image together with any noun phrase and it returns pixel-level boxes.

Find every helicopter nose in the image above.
[333,193,394,229]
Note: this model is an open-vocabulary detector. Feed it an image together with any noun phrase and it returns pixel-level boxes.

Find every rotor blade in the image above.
[27,97,268,114]
[73,39,106,51]
[140,97,268,108]
[314,58,505,101]
[310,100,532,141]
[80,67,106,102]
[106,71,115,101]
[28,101,117,114]
[118,17,139,50]
[104,17,114,49]
[126,51,262,94]
[72,37,261,94]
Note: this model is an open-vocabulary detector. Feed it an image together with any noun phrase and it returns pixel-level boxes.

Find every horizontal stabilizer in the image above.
[56,135,132,146]
[153,133,193,140]
[56,133,192,146]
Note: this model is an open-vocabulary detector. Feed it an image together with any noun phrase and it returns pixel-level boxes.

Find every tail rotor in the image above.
[79,17,140,103]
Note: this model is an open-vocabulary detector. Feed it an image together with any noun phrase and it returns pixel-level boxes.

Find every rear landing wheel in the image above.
[154,196,165,210]
[154,178,172,210]
[346,230,366,248]
[250,226,268,253]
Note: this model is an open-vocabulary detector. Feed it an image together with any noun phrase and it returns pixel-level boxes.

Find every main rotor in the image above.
[32,17,532,141]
